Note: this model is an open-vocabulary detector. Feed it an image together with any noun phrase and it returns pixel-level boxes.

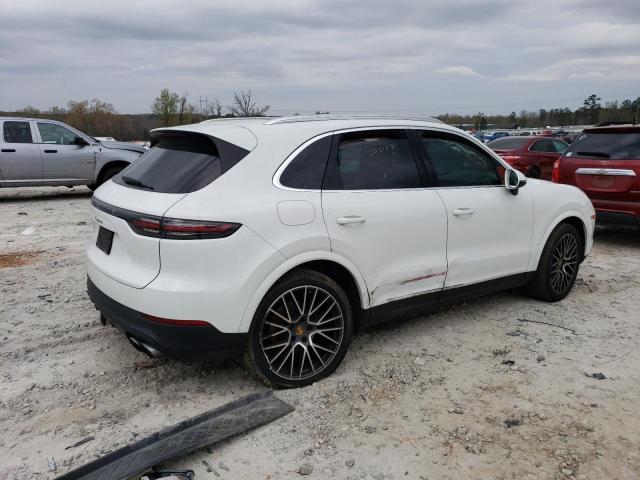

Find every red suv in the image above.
[552,125,640,228]
[487,136,568,180]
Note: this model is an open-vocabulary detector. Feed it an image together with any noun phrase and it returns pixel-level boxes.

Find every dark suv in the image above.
[552,125,640,228]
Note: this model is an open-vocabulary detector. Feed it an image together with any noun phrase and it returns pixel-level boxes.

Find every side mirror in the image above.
[505,168,527,195]
[73,136,89,146]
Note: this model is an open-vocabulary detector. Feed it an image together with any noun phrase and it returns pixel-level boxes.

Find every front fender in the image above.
[238,250,370,333]
[529,208,594,271]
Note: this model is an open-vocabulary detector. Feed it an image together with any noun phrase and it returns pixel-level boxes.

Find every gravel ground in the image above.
[1,186,639,480]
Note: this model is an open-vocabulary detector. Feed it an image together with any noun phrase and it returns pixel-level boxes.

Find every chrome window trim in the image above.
[575,168,636,177]
[273,125,511,192]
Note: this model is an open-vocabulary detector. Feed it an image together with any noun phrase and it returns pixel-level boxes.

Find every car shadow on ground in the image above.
[593,226,640,249]
[0,187,92,202]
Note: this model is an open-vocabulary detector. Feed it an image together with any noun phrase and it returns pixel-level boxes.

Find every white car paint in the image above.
[87,116,595,335]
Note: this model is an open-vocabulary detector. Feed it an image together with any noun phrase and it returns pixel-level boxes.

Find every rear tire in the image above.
[244,269,353,388]
[526,223,582,302]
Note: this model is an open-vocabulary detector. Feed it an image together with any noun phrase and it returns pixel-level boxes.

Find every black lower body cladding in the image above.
[87,277,246,361]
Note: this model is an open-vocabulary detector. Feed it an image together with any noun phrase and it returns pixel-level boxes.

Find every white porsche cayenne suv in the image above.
[86,115,595,387]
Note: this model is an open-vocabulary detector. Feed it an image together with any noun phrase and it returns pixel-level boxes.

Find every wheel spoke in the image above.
[260,285,344,381]
[314,331,341,346]
[268,309,290,324]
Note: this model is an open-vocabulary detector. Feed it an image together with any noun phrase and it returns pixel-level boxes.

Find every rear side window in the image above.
[3,121,33,143]
[552,140,568,153]
[487,137,529,150]
[323,130,421,190]
[113,133,249,193]
[421,133,501,187]
[280,135,332,189]
[531,139,556,152]
[566,132,640,160]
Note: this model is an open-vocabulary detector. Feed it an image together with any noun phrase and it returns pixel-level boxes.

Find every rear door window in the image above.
[566,131,640,160]
[323,130,421,190]
[113,133,249,193]
[3,121,33,143]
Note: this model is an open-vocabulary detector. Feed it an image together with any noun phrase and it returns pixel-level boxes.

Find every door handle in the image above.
[44,149,58,153]
[336,215,367,225]
[1,149,16,153]
[452,208,474,216]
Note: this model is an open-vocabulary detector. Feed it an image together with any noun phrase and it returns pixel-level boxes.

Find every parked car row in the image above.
[473,128,579,145]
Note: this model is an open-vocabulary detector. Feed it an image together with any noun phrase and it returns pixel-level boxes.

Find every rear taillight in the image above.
[91,197,241,240]
[552,159,560,183]
[161,218,241,239]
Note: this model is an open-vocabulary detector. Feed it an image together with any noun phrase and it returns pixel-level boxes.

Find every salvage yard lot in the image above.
[1,187,639,480]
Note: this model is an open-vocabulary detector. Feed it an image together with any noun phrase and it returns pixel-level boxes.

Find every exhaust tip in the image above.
[127,335,163,358]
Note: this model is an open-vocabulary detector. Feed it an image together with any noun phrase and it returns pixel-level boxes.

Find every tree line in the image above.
[3,92,638,141]
[438,94,640,130]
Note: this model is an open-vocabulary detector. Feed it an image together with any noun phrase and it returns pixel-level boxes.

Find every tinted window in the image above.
[566,131,640,160]
[552,140,568,153]
[3,121,33,143]
[487,137,529,150]
[113,133,249,193]
[37,122,78,145]
[530,139,556,152]
[324,130,420,190]
[421,134,501,187]
[280,135,331,189]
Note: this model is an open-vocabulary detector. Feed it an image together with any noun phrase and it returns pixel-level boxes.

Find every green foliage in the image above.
[438,94,640,128]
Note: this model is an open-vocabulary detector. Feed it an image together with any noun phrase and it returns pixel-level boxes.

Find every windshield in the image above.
[566,132,640,160]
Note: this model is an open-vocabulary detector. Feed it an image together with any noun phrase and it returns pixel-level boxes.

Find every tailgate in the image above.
[87,181,186,288]
[564,157,640,200]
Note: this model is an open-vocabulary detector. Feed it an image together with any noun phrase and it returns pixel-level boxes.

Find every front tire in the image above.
[88,165,124,190]
[526,223,582,302]
[244,269,353,388]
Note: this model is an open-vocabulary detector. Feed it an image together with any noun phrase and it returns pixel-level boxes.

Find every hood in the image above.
[99,140,147,154]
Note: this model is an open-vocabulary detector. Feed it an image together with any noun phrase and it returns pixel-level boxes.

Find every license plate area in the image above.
[96,226,114,255]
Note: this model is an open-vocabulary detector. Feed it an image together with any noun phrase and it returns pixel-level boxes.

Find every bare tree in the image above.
[177,93,195,125]
[201,97,225,118]
[230,90,269,117]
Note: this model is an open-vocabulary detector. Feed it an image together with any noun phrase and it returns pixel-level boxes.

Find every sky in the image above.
[0,0,639,115]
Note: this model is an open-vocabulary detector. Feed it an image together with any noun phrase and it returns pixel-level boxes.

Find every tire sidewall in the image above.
[540,223,582,301]
[248,270,353,388]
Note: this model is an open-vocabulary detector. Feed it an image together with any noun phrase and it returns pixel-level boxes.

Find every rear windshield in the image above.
[566,132,640,160]
[113,133,249,193]
[487,137,529,150]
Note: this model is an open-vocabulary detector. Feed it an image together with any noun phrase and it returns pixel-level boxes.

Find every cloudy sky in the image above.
[0,0,638,115]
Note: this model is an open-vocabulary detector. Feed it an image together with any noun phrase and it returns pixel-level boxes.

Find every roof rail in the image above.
[264,114,445,125]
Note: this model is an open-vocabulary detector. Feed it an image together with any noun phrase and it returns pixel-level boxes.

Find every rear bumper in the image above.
[87,277,246,361]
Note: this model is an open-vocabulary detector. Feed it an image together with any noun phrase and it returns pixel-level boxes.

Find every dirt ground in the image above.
[1,186,639,480]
